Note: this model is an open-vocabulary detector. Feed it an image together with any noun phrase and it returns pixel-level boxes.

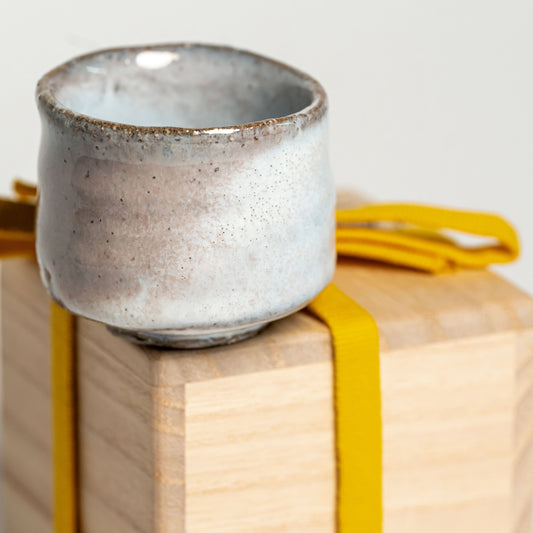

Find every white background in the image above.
[1,0,531,293]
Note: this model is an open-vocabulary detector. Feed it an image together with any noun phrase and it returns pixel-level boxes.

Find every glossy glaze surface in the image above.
[48,47,315,129]
[36,44,335,345]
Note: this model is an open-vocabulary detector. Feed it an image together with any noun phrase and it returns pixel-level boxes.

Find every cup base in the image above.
[107,322,267,349]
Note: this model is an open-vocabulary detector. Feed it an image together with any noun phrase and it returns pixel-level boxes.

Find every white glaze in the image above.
[36,44,335,344]
[50,46,315,129]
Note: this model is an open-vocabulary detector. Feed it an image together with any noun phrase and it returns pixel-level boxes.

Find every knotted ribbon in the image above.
[0,180,520,533]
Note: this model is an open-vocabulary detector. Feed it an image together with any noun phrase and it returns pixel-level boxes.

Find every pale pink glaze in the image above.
[36,44,335,346]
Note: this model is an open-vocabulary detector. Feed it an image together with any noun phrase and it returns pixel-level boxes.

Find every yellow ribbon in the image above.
[51,301,78,533]
[308,285,381,532]
[0,180,520,533]
[311,202,518,532]
[336,203,520,273]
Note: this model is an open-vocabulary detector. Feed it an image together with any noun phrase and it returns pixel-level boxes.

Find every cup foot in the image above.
[107,322,267,349]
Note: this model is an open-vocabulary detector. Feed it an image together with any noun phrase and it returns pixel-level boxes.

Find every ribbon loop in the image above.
[336,203,520,273]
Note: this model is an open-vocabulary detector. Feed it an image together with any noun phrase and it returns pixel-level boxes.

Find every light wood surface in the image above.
[2,255,533,532]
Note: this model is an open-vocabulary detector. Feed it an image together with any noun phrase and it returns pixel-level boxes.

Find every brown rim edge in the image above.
[36,42,328,138]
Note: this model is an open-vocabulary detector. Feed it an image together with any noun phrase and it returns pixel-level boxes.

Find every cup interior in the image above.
[42,45,318,129]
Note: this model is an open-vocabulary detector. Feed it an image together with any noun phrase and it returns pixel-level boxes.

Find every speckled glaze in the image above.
[36,43,335,347]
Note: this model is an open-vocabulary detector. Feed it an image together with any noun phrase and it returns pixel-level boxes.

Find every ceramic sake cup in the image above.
[36,43,335,348]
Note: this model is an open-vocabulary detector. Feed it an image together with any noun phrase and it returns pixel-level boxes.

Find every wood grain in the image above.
[185,332,518,533]
[2,254,533,532]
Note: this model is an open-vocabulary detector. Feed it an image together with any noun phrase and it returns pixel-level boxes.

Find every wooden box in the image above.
[3,257,533,533]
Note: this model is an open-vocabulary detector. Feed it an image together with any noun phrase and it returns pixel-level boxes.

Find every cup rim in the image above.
[36,42,327,137]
